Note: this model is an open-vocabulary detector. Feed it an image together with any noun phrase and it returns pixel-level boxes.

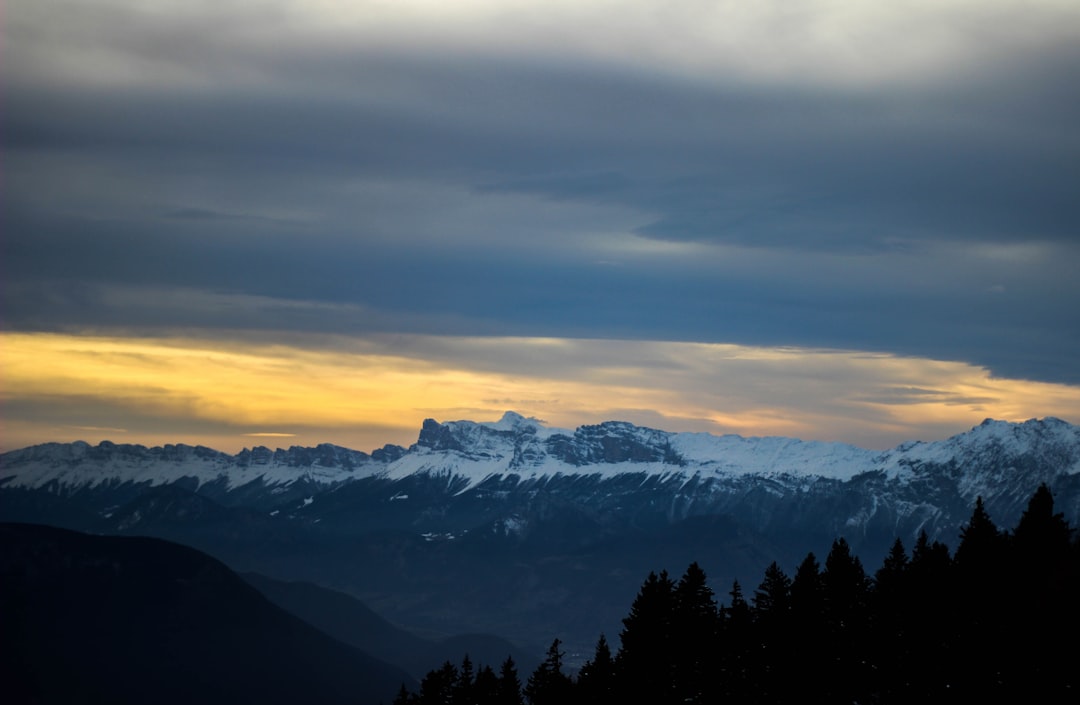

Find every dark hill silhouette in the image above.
[0,522,414,705]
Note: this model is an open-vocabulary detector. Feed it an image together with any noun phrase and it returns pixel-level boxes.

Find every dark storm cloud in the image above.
[4,14,1080,384]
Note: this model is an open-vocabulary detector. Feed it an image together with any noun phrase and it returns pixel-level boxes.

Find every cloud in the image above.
[4,0,1079,402]
[4,332,1079,454]
[11,1,1080,91]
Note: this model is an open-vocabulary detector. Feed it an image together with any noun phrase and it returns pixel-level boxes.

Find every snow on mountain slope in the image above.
[3,413,1079,504]
[0,440,385,492]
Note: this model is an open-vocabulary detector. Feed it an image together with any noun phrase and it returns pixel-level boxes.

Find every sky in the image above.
[4,0,1080,454]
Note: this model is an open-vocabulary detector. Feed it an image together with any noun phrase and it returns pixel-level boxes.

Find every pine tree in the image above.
[752,561,792,619]
[523,639,573,705]
[452,655,474,705]
[576,634,615,705]
[874,538,909,595]
[495,657,524,705]
[392,682,416,705]
[822,537,869,623]
[789,552,823,620]
[672,562,720,703]
[872,538,913,702]
[955,496,1004,574]
[1002,484,1077,699]
[717,580,753,701]
[751,561,793,701]
[417,661,458,705]
[474,665,500,704]
[820,538,871,702]
[784,550,826,700]
[1012,483,1072,564]
[908,530,955,699]
[615,570,676,704]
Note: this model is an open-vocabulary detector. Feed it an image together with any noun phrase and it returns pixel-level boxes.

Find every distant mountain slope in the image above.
[3,414,1079,540]
[4,414,1080,661]
[0,523,413,705]
[242,572,540,679]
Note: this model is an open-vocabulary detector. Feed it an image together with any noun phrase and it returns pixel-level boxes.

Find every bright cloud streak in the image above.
[3,332,1078,454]
[10,0,1080,90]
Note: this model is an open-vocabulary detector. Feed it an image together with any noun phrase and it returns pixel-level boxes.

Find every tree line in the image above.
[394,484,1079,704]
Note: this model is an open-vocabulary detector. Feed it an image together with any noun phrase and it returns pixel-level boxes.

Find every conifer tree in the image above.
[753,561,792,620]
[474,665,499,705]
[821,538,871,702]
[672,563,720,703]
[955,496,1004,574]
[392,682,416,705]
[576,634,615,705]
[822,537,869,621]
[874,538,909,593]
[871,538,910,634]
[452,655,474,705]
[615,570,676,704]
[908,530,956,698]
[871,538,914,701]
[722,580,751,630]
[417,661,459,705]
[715,580,753,701]
[1012,483,1072,563]
[524,639,573,705]
[784,550,826,697]
[1003,484,1076,698]
[789,552,823,619]
[495,656,524,705]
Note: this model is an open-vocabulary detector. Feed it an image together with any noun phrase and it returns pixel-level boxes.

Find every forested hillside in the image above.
[397,484,1079,704]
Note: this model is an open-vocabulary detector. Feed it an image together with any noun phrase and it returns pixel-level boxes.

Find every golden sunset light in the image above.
[5,332,1077,454]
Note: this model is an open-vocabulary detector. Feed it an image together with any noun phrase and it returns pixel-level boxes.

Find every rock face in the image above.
[3,413,1079,659]
[4,413,1078,542]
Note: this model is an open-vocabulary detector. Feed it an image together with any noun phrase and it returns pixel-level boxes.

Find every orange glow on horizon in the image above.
[2,332,1079,454]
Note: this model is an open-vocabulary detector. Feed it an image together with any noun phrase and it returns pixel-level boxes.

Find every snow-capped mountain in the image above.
[4,412,1079,659]
[3,413,1078,537]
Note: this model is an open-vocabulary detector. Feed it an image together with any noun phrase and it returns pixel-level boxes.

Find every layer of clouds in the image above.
[5,332,1080,454]
[4,0,1080,390]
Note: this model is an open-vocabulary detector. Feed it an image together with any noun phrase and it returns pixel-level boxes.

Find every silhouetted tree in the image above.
[789,552,823,619]
[752,561,793,701]
[1013,483,1072,567]
[452,655,474,705]
[870,538,912,701]
[576,634,615,705]
[495,657,524,705]
[821,538,871,701]
[392,682,416,705]
[875,538,909,591]
[417,661,458,705]
[524,639,573,705]
[474,665,499,704]
[615,570,676,703]
[671,562,719,703]
[752,561,792,620]
[401,487,1080,705]
[955,496,1005,574]
[822,537,869,624]
[716,580,753,700]
[1003,484,1077,699]
[784,551,826,699]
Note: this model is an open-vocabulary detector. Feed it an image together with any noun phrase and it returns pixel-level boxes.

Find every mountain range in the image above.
[3,412,1079,661]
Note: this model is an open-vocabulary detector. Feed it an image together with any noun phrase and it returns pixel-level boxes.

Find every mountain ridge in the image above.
[4,413,1080,661]
[5,413,1078,492]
